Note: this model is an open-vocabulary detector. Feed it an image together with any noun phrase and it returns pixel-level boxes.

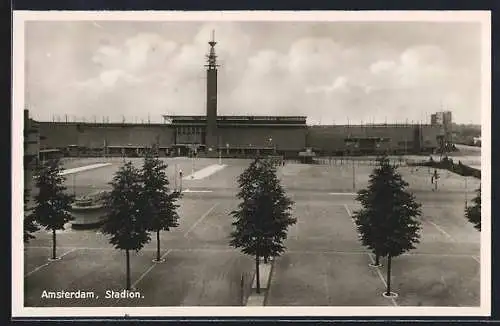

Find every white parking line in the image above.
[287,250,480,259]
[426,220,455,242]
[183,189,214,193]
[183,203,219,238]
[24,246,479,260]
[440,275,448,288]
[368,253,398,307]
[24,248,78,277]
[60,163,112,176]
[294,221,300,240]
[343,204,353,217]
[183,164,227,180]
[132,249,172,289]
[323,254,331,303]
[329,192,357,196]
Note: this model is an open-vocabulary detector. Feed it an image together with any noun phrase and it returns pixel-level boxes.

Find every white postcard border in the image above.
[12,10,491,318]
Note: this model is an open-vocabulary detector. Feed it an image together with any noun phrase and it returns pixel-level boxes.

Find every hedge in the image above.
[409,156,480,179]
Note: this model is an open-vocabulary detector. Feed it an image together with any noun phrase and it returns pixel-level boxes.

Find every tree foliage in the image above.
[24,187,39,243]
[142,150,181,260]
[102,161,150,252]
[352,155,422,258]
[29,159,74,232]
[142,151,181,232]
[28,159,74,259]
[230,158,296,259]
[465,186,481,231]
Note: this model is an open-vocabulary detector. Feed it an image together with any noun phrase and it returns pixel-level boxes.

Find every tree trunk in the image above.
[385,255,392,295]
[126,249,131,290]
[52,229,57,260]
[156,230,161,262]
[255,254,260,294]
[240,274,244,305]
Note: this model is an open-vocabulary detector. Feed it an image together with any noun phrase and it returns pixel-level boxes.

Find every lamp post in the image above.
[268,137,274,155]
[218,149,222,165]
[465,176,468,208]
[174,164,178,191]
[179,169,183,192]
[226,143,229,155]
[191,145,195,178]
[352,142,358,191]
[352,158,356,191]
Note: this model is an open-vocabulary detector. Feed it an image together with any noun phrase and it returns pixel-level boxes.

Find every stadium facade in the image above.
[26,34,448,162]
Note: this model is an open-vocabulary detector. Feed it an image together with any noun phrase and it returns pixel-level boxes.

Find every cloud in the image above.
[74,69,142,89]
[90,33,178,74]
[25,22,482,124]
[368,45,449,90]
[305,76,351,94]
[370,60,396,74]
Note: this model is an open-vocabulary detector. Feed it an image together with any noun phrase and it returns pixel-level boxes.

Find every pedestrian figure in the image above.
[431,169,439,191]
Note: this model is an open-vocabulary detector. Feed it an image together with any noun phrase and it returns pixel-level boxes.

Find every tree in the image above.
[465,186,481,231]
[102,161,151,290]
[230,158,295,294]
[142,150,181,262]
[24,187,39,243]
[352,155,422,297]
[28,159,74,259]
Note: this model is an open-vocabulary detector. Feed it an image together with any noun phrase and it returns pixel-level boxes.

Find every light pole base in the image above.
[48,256,62,262]
[152,258,166,263]
[369,263,382,268]
[382,291,398,299]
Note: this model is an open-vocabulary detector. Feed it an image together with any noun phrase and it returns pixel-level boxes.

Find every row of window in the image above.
[176,127,204,135]
[343,140,433,147]
[216,116,306,121]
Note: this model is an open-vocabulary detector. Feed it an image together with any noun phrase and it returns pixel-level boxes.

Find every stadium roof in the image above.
[162,115,307,126]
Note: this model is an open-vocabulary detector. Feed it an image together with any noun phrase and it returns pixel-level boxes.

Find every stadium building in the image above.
[27,34,446,162]
[23,109,41,208]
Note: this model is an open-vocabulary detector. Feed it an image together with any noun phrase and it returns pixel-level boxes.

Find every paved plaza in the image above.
[23,157,481,307]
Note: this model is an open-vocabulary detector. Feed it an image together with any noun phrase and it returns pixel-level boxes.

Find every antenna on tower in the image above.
[205,30,220,70]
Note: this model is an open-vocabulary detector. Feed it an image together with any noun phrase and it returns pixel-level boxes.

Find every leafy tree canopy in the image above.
[102,161,150,251]
[142,151,181,232]
[29,159,74,231]
[24,187,39,243]
[353,155,422,258]
[230,158,296,258]
[466,186,481,231]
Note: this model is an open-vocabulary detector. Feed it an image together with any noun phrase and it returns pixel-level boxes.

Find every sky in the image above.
[24,20,483,125]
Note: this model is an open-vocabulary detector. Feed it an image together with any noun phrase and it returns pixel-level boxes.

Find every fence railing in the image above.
[312,157,408,167]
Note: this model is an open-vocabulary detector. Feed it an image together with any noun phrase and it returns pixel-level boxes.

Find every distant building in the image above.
[24,109,40,207]
[430,111,452,144]
[33,33,445,158]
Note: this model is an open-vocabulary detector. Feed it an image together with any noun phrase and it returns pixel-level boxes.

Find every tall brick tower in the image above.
[205,31,219,150]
